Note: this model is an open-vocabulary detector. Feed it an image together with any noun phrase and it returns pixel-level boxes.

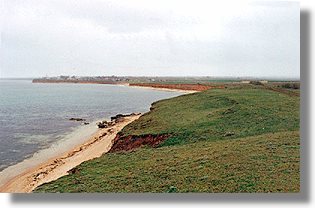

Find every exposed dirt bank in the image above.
[109,133,170,152]
[0,115,141,193]
[129,83,225,91]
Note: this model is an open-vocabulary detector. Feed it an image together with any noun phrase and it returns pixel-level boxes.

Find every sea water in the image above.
[0,79,183,172]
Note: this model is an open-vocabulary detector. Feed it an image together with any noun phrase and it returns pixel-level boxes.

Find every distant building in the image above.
[260,80,268,84]
[241,80,250,84]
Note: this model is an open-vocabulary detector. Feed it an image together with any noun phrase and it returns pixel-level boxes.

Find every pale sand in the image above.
[0,114,141,193]
[125,85,198,94]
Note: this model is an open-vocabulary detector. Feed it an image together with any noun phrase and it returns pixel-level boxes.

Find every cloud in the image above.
[0,0,299,78]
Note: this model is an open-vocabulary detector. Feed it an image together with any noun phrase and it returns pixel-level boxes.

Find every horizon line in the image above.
[0,75,300,81]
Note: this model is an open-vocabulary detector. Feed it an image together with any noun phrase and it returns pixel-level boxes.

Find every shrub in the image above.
[249,81,263,85]
[281,83,300,89]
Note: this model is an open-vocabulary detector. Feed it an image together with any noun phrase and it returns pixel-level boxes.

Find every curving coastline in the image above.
[0,83,197,193]
[32,79,222,93]
[129,83,224,92]
[0,114,141,193]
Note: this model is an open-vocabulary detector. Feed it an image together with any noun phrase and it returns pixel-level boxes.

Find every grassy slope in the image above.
[35,86,300,193]
[121,86,299,146]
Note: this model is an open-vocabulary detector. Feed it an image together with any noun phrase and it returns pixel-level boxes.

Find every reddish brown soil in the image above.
[129,83,225,91]
[33,80,225,91]
[109,133,170,152]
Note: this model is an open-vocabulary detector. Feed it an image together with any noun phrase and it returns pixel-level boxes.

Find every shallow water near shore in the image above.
[0,79,183,173]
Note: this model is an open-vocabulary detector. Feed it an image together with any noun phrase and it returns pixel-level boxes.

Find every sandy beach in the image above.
[126,85,198,94]
[0,85,194,193]
[0,114,141,193]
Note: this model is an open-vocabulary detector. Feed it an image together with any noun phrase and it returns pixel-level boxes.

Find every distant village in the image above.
[33,75,173,84]
[31,75,303,92]
[32,75,273,85]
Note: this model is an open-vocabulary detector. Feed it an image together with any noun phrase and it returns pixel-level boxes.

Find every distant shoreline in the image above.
[0,81,190,193]
[32,79,128,85]
[32,79,225,93]
[128,85,198,93]
[32,80,199,93]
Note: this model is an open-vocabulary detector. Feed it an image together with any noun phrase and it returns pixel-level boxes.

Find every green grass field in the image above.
[120,86,299,146]
[35,86,300,193]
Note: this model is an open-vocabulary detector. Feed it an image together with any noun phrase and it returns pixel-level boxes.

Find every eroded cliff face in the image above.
[129,83,225,91]
[109,133,170,152]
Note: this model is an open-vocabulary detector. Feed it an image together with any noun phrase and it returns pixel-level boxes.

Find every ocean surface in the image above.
[0,79,183,171]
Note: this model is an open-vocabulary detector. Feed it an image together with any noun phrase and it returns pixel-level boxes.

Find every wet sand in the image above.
[0,114,140,193]
[0,85,195,193]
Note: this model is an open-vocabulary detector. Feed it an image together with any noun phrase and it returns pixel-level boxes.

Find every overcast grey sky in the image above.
[0,0,299,78]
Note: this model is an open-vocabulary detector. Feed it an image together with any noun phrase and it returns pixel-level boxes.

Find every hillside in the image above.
[35,85,300,192]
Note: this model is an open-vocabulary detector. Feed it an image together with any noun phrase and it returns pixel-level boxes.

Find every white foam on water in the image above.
[0,118,103,187]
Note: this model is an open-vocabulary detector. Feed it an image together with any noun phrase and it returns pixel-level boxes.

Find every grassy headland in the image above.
[35,84,300,193]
